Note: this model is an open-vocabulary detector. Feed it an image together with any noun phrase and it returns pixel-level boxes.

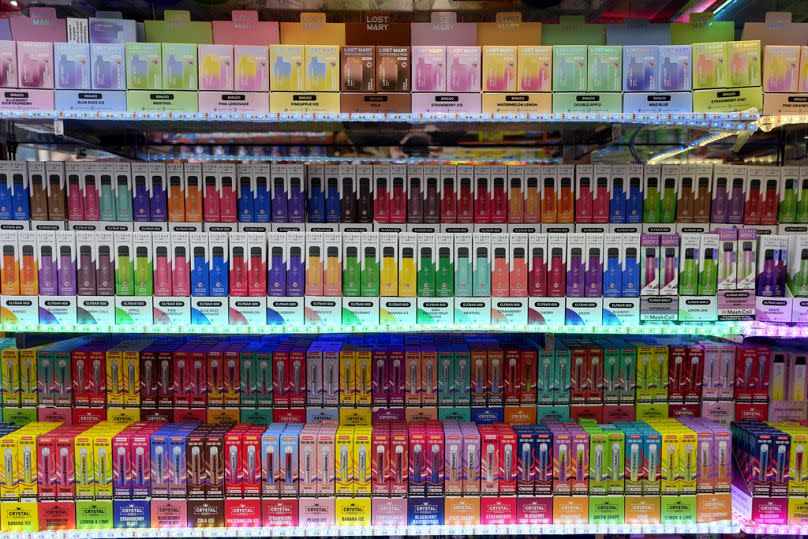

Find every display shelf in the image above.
[0,321,749,338]
[0,521,740,538]
[0,110,760,131]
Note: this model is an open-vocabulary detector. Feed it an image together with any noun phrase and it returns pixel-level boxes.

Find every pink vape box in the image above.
[371,498,407,526]
[198,44,234,91]
[299,498,335,527]
[151,499,188,528]
[262,499,299,527]
[9,7,67,43]
[446,46,481,92]
[0,41,17,88]
[17,41,53,89]
[412,46,446,92]
[212,11,279,45]
[411,12,477,46]
[516,497,553,524]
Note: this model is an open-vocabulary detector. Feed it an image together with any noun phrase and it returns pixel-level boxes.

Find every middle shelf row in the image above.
[0,228,804,327]
[5,161,805,228]
[0,333,788,424]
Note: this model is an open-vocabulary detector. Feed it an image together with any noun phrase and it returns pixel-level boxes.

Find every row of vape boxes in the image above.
[0,417,730,504]
[1,334,790,413]
[0,39,754,94]
[8,161,808,227]
[2,229,796,299]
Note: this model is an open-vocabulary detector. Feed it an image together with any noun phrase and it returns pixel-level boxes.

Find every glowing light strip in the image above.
[0,109,759,131]
[735,513,800,535]
[740,321,808,338]
[647,131,734,164]
[1,321,745,338]
[0,521,739,538]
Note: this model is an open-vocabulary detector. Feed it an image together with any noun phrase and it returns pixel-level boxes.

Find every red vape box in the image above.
[372,422,391,496]
[497,423,517,496]
[735,344,770,403]
[390,423,408,496]
[503,343,521,406]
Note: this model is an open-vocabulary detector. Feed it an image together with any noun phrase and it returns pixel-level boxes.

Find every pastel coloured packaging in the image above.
[54,42,90,90]
[305,45,339,92]
[198,44,234,91]
[447,46,481,93]
[764,45,800,93]
[17,41,53,89]
[482,46,516,92]
[517,46,552,92]
[125,43,161,90]
[235,45,269,92]
[413,46,446,92]
[658,45,692,91]
[162,43,198,91]
[91,43,125,90]
[623,46,657,92]
[588,46,622,93]
[552,46,587,92]
[270,45,304,92]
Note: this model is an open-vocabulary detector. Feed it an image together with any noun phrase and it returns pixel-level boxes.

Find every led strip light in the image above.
[0,110,760,132]
[0,521,739,538]
[0,321,747,337]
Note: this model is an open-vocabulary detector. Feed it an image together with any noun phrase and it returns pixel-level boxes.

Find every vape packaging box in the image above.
[54,42,90,90]
[305,45,339,92]
[692,42,727,89]
[125,43,161,90]
[482,46,516,92]
[658,45,692,91]
[640,234,660,296]
[412,46,446,92]
[376,46,410,92]
[757,235,789,297]
[162,43,197,91]
[269,45,305,92]
[659,234,680,295]
[234,46,269,92]
[341,46,374,92]
[447,46,481,93]
[588,46,621,92]
[198,44,233,91]
[518,46,551,92]
[17,41,54,89]
[553,46,587,92]
[90,44,126,90]
[0,41,16,89]
[623,46,658,92]
[726,40,760,88]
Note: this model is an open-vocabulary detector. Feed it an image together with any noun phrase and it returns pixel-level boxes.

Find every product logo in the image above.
[196,301,224,308]
[221,94,246,101]
[77,93,103,100]
[576,95,601,102]
[149,94,175,100]
[647,95,671,102]
[364,95,388,102]
[717,90,740,98]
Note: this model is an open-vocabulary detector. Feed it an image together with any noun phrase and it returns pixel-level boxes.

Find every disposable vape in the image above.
[400,247,416,296]
[116,245,133,296]
[417,247,435,297]
[455,247,471,297]
[529,247,547,297]
[436,246,453,297]
[473,247,490,297]
[361,246,379,297]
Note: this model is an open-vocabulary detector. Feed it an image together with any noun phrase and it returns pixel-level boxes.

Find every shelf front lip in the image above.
[0,109,759,131]
[0,321,745,337]
[0,521,739,538]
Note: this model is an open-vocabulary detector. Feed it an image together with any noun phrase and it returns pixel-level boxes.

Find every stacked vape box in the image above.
[340,45,411,113]
[692,40,762,113]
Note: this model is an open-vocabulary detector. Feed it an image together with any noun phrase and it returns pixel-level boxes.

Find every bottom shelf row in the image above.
[1,497,739,535]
